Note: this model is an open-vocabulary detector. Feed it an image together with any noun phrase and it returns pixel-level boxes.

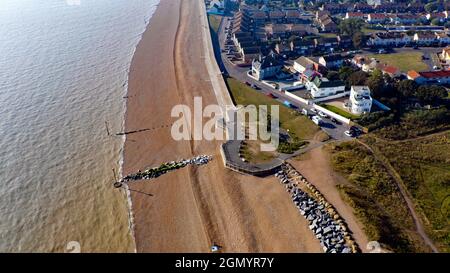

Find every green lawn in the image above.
[225,77,319,140]
[321,104,359,120]
[367,52,429,72]
[319,32,337,38]
[208,14,222,34]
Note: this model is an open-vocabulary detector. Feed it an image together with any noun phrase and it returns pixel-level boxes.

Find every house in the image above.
[316,10,330,20]
[293,56,320,73]
[250,11,268,26]
[350,86,372,114]
[391,14,421,25]
[367,32,411,46]
[362,58,381,73]
[310,78,346,98]
[285,10,301,23]
[426,11,449,22]
[354,3,374,13]
[251,53,284,80]
[275,42,291,55]
[321,3,352,15]
[337,35,352,48]
[265,24,288,39]
[207,0,224,14]
[381,65,401,78]
[241,46,261,63]
[407,70,450,84]
[352,55,369,68]
[367,13,387,24]
[288,24,309,36]
[290,39,315,54]
[319,54,345,69]
[441,47,450,62]
[314,37,339,51]
[413,32,437,45]
[345,12,364,20]
[435,32,450,44]
[320,17,338,33]
[269,10,285,23]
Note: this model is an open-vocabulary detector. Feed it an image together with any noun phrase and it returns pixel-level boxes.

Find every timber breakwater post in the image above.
[276,163,360,253]
[113,155,213,188]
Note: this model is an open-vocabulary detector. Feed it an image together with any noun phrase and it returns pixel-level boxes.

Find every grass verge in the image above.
[367,52,428,72]
[226,77,319,140]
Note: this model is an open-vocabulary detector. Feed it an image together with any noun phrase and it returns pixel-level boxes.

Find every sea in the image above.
[0,0,159,252]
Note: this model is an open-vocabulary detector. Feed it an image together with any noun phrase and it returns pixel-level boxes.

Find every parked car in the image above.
[318,111,328,118]
[267,93,277,98]
[301,108,308,115]
[331,118,341,125]
[310,108,317,114]
[312,115,323,125]
[245,82,251,86]
[344,130,354,137]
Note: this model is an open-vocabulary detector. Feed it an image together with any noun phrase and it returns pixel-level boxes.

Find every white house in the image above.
[310,77,345,98]
[207,0,224,14]
[251,53,284,80]
[350,86,372,114]
[293,56,319,73]
[413,32,437,45]
[318,54,344,69]
[367,32,411,46]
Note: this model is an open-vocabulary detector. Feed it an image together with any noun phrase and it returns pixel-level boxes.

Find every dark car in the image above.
[266,93,277,99]
[245,82,251,86]
[331,118,341,125]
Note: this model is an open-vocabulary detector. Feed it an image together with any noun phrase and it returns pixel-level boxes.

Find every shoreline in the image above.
[120,0,161,253]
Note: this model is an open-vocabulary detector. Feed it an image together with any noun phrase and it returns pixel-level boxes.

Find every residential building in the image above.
[251,53,284,80]
[318,54,344,69]
[345,12,364,20]
[350,86,372,114]
[242,46,261,63]
[367,13,387,24]
[407,70,450,84]
[413,32,437,45]
[293,56,320,73]
[441,47,450,61]
[381,65,401,78]
[367,32,411,46]
[310,78,345,98]
[290,39,315,54]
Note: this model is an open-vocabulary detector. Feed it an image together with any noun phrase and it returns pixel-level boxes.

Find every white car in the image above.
[344,130,354,137]
[318,111,328,118]
[310,108,317,114]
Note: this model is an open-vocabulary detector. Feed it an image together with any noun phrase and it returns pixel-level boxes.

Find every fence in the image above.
[312,104,351,125]
[283,90,311,105]
[220,141,283,177]
[312,91,350,103]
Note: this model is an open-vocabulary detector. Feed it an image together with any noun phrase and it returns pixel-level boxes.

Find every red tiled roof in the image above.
[419,70,450,79]
[382,65,399,75]
[407,70,421,79]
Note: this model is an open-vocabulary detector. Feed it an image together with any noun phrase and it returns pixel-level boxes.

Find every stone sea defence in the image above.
[275,163,360,253]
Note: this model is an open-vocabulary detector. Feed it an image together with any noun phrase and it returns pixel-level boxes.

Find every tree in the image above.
[367,69,385,98]
[415,85,448,104]
[338,66,354,82]
[326,71,340,81]
[431,18,443,26]
[346,70,368,86]
[352,31,364,49]
[396,80,418,98]
[339,18,364,37]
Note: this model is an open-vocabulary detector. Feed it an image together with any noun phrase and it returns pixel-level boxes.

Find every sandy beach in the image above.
[122,0,321,252]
